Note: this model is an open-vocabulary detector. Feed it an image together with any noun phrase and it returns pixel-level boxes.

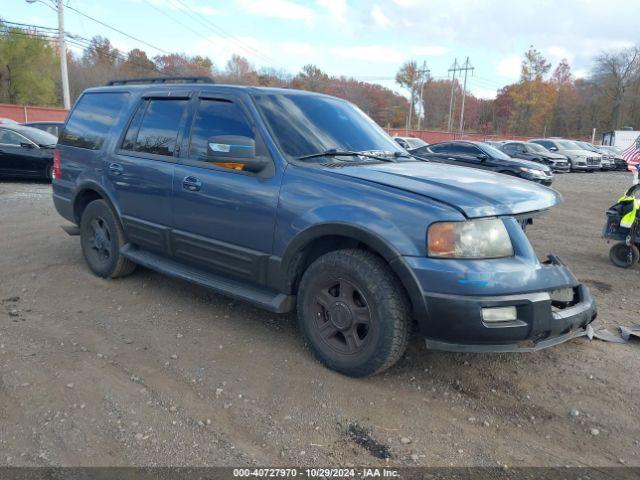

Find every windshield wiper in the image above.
[296,149,396,163]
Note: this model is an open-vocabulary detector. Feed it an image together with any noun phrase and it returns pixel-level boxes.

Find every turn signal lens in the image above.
[427,222,456,257]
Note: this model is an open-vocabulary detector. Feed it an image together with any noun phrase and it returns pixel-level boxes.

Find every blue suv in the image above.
[52,77,597,377]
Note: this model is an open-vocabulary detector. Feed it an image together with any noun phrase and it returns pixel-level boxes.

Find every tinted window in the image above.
[502,143,516,153]
[189,99,253,160]
[254,94,402,159]
[123,99,187,157]
[479,143,512,160]
[450,143,481,156]
[428,143,451,153]
[535,140,554,149]
[0,129,25,145]
[59,92,129,150]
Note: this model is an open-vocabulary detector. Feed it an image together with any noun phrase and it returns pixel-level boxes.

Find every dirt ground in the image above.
[0,172,639,468]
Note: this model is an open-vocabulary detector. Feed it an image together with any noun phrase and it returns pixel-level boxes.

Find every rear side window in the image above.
[59,92,129,150]
[188,99,253,160]
[451,144,481,156]
[429,143,451,153]
[121,99,187,157]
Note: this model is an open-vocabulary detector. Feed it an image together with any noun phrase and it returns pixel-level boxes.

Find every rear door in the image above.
[171,93,281,283]
[106,93,190,254]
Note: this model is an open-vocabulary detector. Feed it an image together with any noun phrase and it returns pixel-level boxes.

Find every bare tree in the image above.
[594,47,640,128]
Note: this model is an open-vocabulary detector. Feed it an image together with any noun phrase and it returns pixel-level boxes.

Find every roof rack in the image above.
[105,76,215,86]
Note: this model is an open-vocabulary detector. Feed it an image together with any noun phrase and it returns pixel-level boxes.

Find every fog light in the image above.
[482,306,517,323]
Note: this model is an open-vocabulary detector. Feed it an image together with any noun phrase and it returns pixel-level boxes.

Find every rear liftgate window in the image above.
[59,92,130,150]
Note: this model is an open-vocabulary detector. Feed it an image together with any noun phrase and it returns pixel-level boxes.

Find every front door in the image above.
[171,95,282,284]
[0,129,40,176]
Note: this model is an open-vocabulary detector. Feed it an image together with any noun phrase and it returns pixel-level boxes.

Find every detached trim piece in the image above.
[425,325,592,353]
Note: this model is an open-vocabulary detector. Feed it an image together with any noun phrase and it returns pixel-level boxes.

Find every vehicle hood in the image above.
[503,157,549,170]
[562,149,600,157]
[330,162,561,218]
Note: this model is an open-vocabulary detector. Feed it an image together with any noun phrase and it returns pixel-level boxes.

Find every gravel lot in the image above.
[1,172,639,467]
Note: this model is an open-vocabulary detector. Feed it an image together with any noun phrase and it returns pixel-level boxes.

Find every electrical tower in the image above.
[447,58,474,134]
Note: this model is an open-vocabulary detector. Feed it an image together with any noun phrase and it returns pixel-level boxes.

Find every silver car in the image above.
[530,139,602,172]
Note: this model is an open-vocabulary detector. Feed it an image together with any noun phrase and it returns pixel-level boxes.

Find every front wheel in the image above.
[80,199,136,278]
[609,242,639,268]
[297,249,410,377]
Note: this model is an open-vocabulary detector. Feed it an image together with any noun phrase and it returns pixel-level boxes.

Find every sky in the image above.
[6,0,640,99]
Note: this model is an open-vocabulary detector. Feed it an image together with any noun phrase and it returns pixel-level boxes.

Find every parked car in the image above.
[530,138,602,172]
[22,121,65,139]
[500,141,570,173]
[393,136,430,156]
[52,79,596,377]
[599,145,628,170]
[0,124,57,179]
[426,140,554,186]
[573,141,614,170]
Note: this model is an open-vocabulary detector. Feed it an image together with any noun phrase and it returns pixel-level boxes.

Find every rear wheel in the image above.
[297,249,410,377]
[609,242,639,268]
[80,199,136,278]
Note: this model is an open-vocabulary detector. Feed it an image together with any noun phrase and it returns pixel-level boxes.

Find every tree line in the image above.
[1,22,638,137]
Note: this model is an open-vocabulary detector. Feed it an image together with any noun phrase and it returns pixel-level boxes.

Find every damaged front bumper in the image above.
[423,284,596,353]
[406,250,598,353]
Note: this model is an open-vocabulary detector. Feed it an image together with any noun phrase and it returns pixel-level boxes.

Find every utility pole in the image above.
[416,61,430,131]
[447,59,459,133]
[458,57,474,136]
[57,0,70,109]
[26,0,70,109]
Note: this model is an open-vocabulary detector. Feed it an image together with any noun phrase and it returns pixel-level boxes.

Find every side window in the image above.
[188,99,254,161]
[502,143,516,153]
[538,140,553,149]
[429,143,449,153]
[453,144,481,156]
[122,98,187,157]
[59,92,129,150]
[0,130,24,146]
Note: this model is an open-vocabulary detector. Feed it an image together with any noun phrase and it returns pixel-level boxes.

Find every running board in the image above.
[120,245,295,313]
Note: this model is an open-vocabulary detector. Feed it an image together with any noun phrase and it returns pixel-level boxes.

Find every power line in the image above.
[170,0,284,68]
[64,4,171,54]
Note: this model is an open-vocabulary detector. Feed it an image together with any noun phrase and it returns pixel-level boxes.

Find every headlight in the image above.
[520,167,546,177]
[427,219,514,259]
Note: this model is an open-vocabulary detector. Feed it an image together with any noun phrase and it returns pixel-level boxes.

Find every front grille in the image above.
[587,157,599,166]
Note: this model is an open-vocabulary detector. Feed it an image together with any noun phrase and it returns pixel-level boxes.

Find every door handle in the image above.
[109,163,124,175]
[182,175,202,192]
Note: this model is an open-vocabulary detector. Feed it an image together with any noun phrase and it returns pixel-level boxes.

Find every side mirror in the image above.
[477,153,488,161]
[20,142,35,149]
[206,135,266,173]
[549,146,558,152]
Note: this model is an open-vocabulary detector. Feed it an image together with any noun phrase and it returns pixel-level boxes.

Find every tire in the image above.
[296,249,410,377]
[80,199,136,278]
[609,242,639,268]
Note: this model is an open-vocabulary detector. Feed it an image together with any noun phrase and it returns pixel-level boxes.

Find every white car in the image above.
[530,139,602,172]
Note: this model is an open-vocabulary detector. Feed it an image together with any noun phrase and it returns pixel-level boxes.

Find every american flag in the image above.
[622,134,640,170]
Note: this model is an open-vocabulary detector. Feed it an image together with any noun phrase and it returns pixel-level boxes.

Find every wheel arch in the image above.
[72,181,121,226]
[278,223,427,320]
